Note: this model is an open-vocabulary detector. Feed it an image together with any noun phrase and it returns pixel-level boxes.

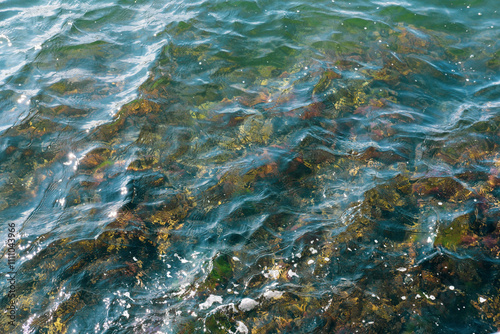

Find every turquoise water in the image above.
[0,0,499,333]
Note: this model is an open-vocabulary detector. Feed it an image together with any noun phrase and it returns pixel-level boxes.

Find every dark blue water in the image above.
[0,0,499,333]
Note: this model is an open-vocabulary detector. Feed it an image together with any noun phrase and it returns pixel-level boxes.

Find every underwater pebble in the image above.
[266,269,280,279]
[263,290,283,299]
[288,269,299,278]
[235,321,249,334]
[239,298,258,312]
[199,295,222,310]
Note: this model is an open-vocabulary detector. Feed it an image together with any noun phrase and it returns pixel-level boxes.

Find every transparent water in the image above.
[0,0,499,333]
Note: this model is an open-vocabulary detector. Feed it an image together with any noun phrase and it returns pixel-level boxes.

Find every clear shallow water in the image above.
[0,0,499,333]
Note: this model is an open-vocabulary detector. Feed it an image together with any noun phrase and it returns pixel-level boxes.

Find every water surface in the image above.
[0,0,499,333]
